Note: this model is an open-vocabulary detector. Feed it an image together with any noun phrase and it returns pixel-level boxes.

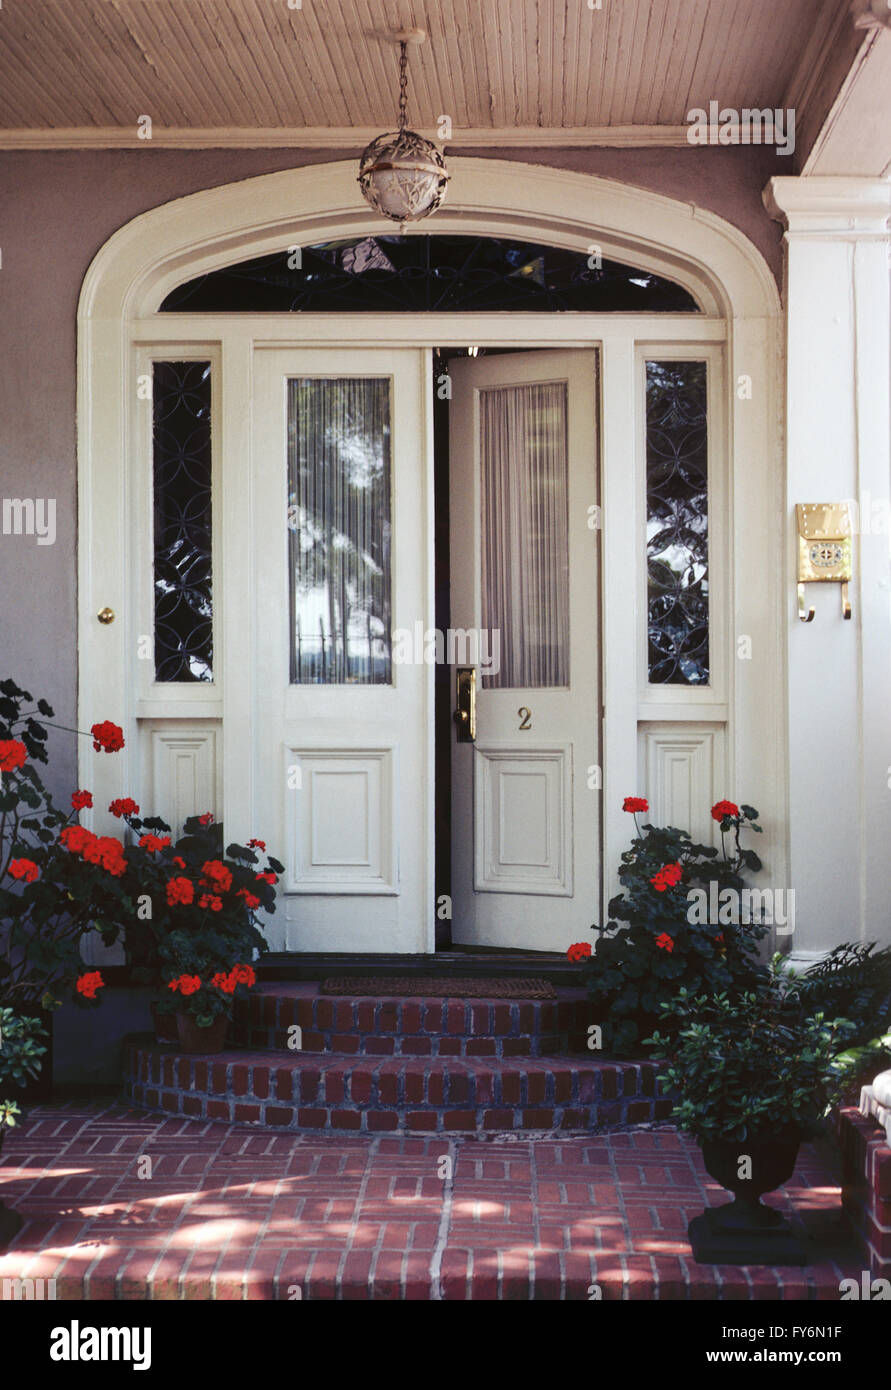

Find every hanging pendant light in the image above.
[358,29,449,226]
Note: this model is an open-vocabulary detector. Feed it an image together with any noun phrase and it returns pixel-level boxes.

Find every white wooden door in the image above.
[449,350,600,950]
[252,348,433,952]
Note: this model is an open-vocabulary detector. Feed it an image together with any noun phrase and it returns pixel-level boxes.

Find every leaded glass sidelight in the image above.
[645,360,709,685]
[480,382,570,688]
[287,378,392,684]
[152,361,213,682]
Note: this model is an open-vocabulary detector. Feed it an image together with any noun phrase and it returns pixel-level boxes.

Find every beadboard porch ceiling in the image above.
[0,0,861,157]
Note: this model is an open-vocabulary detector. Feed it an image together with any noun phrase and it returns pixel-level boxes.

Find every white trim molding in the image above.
[0,124,696,152]
[76,156,784,948]
[764,175,891,236]
[765,173,891,952]
[80,158,780,324]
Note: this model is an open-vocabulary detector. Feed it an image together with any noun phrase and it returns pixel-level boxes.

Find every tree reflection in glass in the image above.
[287,378,392,684]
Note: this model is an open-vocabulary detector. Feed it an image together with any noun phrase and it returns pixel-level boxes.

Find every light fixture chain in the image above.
[398,40,408,130]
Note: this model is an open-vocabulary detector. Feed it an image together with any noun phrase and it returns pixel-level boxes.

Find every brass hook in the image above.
[841,581,851,620]
[797,584,815,623]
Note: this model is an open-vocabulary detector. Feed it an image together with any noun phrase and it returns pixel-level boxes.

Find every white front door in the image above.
[252,348,434,952]
[449,350,601,950]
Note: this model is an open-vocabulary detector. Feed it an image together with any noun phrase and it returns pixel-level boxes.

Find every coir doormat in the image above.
[320,976,556,1000]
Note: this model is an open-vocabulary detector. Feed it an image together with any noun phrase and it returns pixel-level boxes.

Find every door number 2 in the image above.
[518,707,532,730]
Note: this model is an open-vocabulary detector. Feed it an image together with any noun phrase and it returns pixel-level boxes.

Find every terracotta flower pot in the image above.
[175,1012,229,1054]
[150,1003,179,1044]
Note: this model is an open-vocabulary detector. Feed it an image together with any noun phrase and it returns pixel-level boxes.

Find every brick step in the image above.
[230,983,595,1057]
[256,950,582,987]
[123,1039,670,1134]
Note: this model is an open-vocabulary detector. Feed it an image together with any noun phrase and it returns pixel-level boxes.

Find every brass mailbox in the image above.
[796,503,852,622]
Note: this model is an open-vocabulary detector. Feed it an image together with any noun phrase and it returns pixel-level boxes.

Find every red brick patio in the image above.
[0,1101,863,1299]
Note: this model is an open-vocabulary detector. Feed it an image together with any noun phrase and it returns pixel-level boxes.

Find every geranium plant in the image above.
[167,964,258,1028]
[110,810,280,1028]
[1,679,280,1037]
[570,797,770,1056]
[0,678,130,1009]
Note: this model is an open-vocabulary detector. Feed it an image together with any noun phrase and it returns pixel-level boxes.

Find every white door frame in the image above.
[77,158,783,951]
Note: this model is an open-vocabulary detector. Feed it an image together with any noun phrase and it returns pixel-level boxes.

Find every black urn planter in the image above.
[688,1133,808,1265]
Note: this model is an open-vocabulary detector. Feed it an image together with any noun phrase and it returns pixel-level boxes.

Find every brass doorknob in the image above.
[97,607,115,625]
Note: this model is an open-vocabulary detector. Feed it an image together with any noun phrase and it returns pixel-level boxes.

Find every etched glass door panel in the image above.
[479,381,570,689]
[449,350,600,950]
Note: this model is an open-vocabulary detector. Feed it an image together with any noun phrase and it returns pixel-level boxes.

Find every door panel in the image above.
[253,349,433,951]
[450,350,600,950]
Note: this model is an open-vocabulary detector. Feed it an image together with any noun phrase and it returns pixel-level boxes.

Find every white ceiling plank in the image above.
[0,0,879,164]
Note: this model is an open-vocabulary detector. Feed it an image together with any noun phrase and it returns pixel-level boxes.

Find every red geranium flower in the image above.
[230,964,256,987]
[211,971,237,995]
[83,835,127,877]
[76,971,105,999]
[255,871,277,886]
[91,721,125,753]
[8,858,39,883]
[71,789,93,811]
[139,834,171,853]
[166,876,195,907]
[248,838,266,851]
[711,800,740,822]
[655,933,674,953]
[200,860,232,893]
[237,888,261,910]
[197,812,214,826]
[172,856,186,869]
[60,824,95,854]
[199,893,223,912]
[622,797,649,814]
[0,739,27,773]
[108,797,140,818]
[566,942,592,963]
[650,861,683,893]
[167,974,201,996]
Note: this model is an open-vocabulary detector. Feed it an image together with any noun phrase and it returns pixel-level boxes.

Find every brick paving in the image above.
[0,1101,863,1300]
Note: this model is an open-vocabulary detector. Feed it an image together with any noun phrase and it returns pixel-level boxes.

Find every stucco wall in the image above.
[0,143,784,799]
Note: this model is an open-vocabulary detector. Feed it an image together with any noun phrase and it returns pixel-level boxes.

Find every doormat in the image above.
[320,976,556,1000]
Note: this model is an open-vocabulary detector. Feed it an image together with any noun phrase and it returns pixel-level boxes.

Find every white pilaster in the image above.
[764,176,891,952]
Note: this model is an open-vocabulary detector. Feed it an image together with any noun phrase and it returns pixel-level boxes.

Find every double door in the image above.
[251,347,599,952]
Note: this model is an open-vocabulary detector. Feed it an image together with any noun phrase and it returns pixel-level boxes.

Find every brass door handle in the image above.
[454,667,476,742]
